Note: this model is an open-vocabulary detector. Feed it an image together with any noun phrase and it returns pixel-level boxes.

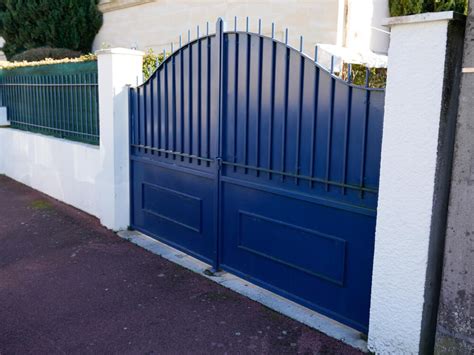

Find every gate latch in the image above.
[215,157,223,171]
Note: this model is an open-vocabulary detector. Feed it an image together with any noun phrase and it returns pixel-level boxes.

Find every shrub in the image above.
[142,49,166,80]
[0,0,103,60]
[389,0,468,16]
[11,47,82,62]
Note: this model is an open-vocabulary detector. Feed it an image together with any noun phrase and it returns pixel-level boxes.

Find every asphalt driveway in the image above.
[0,175,362,354]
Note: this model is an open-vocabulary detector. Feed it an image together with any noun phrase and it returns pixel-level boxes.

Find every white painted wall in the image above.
[0,129,101,217]
[0,48,144,231]
[368,12,460,354]
[93,0,341,56]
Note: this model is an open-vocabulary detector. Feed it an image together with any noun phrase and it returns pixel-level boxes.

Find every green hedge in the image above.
[389,0,468,16]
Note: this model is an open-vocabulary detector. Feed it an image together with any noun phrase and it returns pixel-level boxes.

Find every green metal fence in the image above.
[0,61,99,145]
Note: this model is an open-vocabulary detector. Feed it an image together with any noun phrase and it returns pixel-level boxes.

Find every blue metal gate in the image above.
[130,19,385,333]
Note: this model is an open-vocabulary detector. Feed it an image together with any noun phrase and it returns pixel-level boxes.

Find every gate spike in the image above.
[299,36,304,52]
[258,19,262,34]
[206,22,209,36]
[314,45,319,63]
[234,16,238,31]
[187,29,191,43]
[271,23,275,39]
[179,35,182,48]
[197,25,200,39]
[246,17,249,32]
[285,28,289,45]
[365,67,371,87]
[330,55,335,73]
[171,42,174,53]
[347,63,352,83]
[163,49,166,60]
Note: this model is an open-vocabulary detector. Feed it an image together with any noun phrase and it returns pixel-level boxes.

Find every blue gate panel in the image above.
[219,181,375,332]
[130,19,385,333]
[131,159,216,264]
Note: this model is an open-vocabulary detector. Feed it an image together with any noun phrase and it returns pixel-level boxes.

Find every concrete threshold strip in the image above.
[117,230,368,352]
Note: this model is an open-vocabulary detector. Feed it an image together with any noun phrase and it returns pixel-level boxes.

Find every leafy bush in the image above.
[0,0,103,60]
[142,49,166,80]
[11,47,82,62]
[389,0,468,16]
[339,64,387,89]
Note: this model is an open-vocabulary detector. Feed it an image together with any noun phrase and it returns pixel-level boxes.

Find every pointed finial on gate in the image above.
[234,16,238,31]
[271,22,275,39]
[330,55,335,74]
[314,45,319,63]
[347,63,352,83]
[216,17,225,36]
[285,28,289,45]
[258,19,262,35]
[163,49,166,60]
[187,29,191,43]
[299,36,303,52]
[179,35,182,48]
[171,42,174,54]
[206,21,210,36]
[246,17,249,32]
[197,25,200,39]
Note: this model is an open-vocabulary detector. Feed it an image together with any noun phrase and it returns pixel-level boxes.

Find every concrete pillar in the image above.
[368,12,465,354]
[435,2,474,353]
[96,48,144,231]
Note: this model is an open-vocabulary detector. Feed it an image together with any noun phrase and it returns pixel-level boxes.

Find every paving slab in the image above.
[0,175,362,355]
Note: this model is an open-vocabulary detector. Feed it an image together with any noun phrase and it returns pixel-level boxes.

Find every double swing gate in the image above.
[130,19,385,333]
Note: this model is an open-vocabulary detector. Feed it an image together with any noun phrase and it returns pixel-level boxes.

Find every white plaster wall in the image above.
[368,17,450,354]
[93,0,340,56]
[0,129,101,218]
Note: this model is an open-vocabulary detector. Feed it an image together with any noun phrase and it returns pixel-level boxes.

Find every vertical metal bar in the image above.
[295,45,305,184]
[206,22,209,36]
[281,42,290,182]
[360,67,371,198]
[234,16,238,32]
[342,64,352,195]
[164,52,169,158]
[267,31,276,180]
[180,42,185,161]
[157,65,161,156]
[206,33,211,166]
[232,33,239,172]
[188,38,193,163]
[258,19,262,35]
[309,52,320,188]
[285,28,289,45]
[325,56,336,191]
[172,43,177,158]
[244,32,251,174]
[246,16,249,32]
[256,29,263,176]
[197,37,202,165]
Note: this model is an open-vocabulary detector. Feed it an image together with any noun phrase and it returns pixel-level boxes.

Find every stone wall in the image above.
[435,2,474,354]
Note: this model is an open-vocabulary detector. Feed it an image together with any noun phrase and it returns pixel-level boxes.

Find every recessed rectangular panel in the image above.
[238,211,346,285]
[142,182,202,233]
